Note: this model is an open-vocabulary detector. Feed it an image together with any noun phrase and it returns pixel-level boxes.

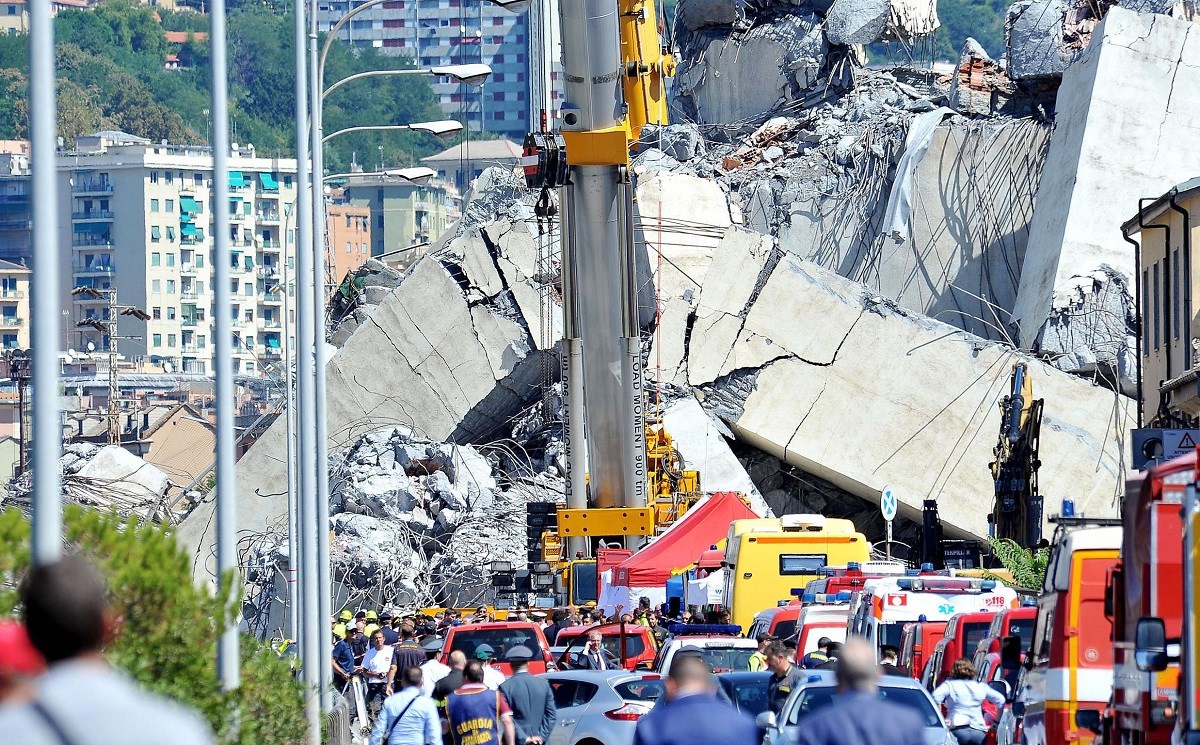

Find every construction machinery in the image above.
[989,361,1045,548]
[521,0,701,586]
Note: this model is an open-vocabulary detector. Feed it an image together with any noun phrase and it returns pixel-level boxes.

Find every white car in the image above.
[653,626,757,674]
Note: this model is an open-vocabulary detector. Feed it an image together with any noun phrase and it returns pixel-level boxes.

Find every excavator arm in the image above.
[989,362,1045,548]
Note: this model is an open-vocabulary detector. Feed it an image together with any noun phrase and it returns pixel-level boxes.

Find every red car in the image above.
[554,623,658,671]
[439,621,554,676]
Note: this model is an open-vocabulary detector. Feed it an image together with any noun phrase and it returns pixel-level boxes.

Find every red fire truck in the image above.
[1103,453,1187,745]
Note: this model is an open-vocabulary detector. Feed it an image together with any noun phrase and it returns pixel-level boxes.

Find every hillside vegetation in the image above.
[0,0,450,172]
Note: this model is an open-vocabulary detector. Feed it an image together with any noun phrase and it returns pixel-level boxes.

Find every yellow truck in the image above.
[723,514,870,630]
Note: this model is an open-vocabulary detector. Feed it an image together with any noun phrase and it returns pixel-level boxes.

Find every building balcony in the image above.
[180,263,199,276]
[73,263,115,276]
[0,218,30,231]
[0,289,25,300]
[72,211,114,221]
[261,346,282,359]
[182,344,201,355]
[256,212,281,224]
[0,317,23,328]
[72,238,113,250]
[256,265,279,279]
[72,294,107,304]
[257,319,282,331]
[72,181,113,195]
[258,190,281,200]
[261,292,282,304]
[181,291,201,302]
[260,240,282,252]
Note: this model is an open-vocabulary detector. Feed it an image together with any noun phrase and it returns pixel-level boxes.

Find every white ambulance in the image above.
[847,575,1019,657]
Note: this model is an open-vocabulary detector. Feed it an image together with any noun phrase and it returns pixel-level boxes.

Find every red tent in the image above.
[613,491,756,587]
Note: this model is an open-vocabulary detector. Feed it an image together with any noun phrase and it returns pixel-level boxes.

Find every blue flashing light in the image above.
[835,591,852,601]
[917,614,928,622]
[1020,596,1038,607]
[806,675,824,682]
[1061,499,1076,518]
[981,580,997,590]
[667,623,743,636]
[790,587,806,596]
[905,569,920,577]
[801,593,817,603]
[897,578,914,590]
[920,563,935,572]
[847,562,861,571]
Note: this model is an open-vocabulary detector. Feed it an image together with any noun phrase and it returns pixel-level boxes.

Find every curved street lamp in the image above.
[321,120,464,146]
[323,166,438,184]
[323,63,492,100]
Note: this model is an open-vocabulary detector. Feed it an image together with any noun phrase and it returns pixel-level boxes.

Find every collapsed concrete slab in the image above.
[1013,8,1200,364]
[179,220,552,573]
[661,227,1131,537]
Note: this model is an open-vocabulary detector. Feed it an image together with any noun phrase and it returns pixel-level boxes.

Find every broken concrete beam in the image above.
[1014,8,1200,364]
[179,220,551,571]
[672,12,826,129]
[678,227,1130,538]
[883,0,940,39]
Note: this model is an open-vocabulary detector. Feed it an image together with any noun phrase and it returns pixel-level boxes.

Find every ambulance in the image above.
[794,591,853,659]
[847,575,1019,657]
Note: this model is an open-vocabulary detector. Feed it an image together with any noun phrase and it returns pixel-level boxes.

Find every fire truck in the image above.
[847,575,1018,657]
[1019,523,1120,745]
[1104,453,1187,745]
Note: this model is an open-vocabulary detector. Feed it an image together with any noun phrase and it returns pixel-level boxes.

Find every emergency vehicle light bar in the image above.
[895,578,996,593]
[666,624,743,636]
[799,591,852,604]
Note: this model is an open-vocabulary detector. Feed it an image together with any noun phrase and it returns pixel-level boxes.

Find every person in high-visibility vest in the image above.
[748,634,773,672]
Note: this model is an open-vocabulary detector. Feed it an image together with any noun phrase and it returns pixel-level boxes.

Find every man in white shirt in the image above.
[474,645,506,689]
[419,636,450,697]
[361,630,395,713]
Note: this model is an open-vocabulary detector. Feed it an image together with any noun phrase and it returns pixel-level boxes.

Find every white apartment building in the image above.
[60,131,298,377]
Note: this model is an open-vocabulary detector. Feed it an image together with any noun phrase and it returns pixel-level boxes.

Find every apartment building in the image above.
[1124,176,1200,426]
[0,259,30,350]
[421,138,520,193]
[315,0,549,141]
[60,130,298,378]
[0,152,30,268]
[326,200,373,286]
[340,173,458,266]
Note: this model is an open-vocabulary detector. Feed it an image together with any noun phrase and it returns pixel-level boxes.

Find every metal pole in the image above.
[209,0,240,693]
[283,205,299,643]
[310,8,334,707]
[29,0,62,566]
[107,291,119,445]
[293,0,321,736]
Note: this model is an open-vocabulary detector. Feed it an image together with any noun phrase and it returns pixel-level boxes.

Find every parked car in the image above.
[440,621,554,675]
[555,623,658,671]
[540,669,664,745]
[757,671,956,745]
[653,625,757,673]
[717,670,773,737]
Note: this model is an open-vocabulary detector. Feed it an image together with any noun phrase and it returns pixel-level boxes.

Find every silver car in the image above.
[756,671,957,745]
[539,669,664,745]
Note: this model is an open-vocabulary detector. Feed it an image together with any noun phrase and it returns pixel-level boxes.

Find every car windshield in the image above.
[692,646,754,673]
[613,678,664,702]
[773,620,797,640]
[879,623,906,649]
[720,677,771,716]
[789,686,941,727]
[571,563,597,605]
[559,631,647,660]
[962,622,992,651]
[449,628,540,660]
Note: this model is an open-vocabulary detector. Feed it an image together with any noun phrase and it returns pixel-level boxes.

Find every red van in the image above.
[440,621,554,676]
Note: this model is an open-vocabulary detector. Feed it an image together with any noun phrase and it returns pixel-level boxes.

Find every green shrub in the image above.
[0,505,307,744]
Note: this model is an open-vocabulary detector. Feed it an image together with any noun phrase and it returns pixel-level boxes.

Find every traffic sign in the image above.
[880,486,898,522]
[1163,429,1200,460]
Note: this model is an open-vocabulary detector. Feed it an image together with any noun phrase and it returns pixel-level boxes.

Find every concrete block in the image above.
[685,239,1132,537]
[1005,0,1082,80]
[1014,9,1200,353]
[678,0,746,30]
[826,0,891,45]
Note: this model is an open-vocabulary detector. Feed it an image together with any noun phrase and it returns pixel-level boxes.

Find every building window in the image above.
[166,226,176,242]
[166,280,176,294]
[152,307,161,320]
[150,226,161,242]
[243,282,253,297]
[151,252,161,266]
[198,335,206,348]
[150,172,159,184]
[194,173,203,186]
[152,333,162,347]
[167,334,176,348]
[152,279,161,293]
[346,241,352,254]
[166,253,175,267]
[150,199,160,212]
[165,171,173,184]
[1153,262,1161,351]
[167,306,176,320]
[7,6,15,15]
[166,199,174,213]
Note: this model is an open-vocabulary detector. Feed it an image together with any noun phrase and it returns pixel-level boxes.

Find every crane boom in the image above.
[523,0,675,551]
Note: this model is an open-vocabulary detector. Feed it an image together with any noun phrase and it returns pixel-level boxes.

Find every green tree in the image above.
[985,537,1050,591]
[0,506,307,744]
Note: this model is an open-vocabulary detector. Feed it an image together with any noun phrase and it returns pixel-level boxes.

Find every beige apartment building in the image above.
[340,173,458,267]
[0,258,30,350]
[1123,177,1200,426]
[325,200,372,288]
[60,131,298,377]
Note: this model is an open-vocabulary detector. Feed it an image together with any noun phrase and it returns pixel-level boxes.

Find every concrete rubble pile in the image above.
[4,443,174,522]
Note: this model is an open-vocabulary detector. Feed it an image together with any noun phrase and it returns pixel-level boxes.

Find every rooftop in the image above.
[0,259,30,272]
[422,138,522,164]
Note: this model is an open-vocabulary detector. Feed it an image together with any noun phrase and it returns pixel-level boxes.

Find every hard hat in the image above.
[365,623,381,637]
[338,609,354,622]
[365,610,380,621]
[473,644,495,660]
[333,623,347,639]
